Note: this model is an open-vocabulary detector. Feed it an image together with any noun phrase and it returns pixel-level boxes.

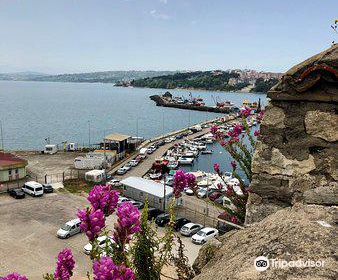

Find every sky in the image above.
[0,0,337,74]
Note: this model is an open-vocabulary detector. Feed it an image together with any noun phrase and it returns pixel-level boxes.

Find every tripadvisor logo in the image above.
[254,256,269,271]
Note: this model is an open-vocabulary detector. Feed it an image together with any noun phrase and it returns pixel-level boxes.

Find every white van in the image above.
[139,148,148,159]
[22,181,44,197]
[57,218,82,239]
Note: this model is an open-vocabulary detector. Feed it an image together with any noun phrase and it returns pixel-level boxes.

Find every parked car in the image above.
[197,188,207,198]
[214,195,225,205]
[147,148,154,154]
[118,196,133,206]
[191,227,219,244]
[174,218,191,231]
[158,140,165,146]
[42,183,54,193]
[57,218,82,239]
[8,188,25,199]
[22,181,43,197]
[116,167,128,175]
[184,188,194,196]
[180,223,203,237]
[84,236,114,255]
[176,134,183,139]
[131,201,144,209]
[129,160,139,167]
[106,179,122,187]
[124,163,132,170]
[147,208,164,221]
[209,191,223,201]
[155,213,170,227]
[164,138,172,143]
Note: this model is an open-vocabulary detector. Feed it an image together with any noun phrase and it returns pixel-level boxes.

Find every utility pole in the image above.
[88,121,91,149]
[0,120,4,151]
[136,117,139,149]
[162,113,165,136]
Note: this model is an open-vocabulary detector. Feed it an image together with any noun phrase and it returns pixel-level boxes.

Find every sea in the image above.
[0,81,266,173]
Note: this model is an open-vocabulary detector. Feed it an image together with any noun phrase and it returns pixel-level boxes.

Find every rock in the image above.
[252,147,316,176]
[192,238,223,275]
[193,205,338,280]
[261,105,285,129]
[303,183,338,205]
[305,110,338,142]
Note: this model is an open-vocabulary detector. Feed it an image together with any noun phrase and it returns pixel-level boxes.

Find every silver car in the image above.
[180,222,203,237]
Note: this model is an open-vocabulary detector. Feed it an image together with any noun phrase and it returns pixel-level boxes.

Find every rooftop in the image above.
[0,152,28,171]
[104,133,131,142]
[120,176,173,198]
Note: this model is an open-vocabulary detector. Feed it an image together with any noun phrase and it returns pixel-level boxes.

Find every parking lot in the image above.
[0,191,201,279]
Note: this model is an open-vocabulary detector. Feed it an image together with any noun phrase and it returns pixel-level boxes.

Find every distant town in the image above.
[0,69,283,93]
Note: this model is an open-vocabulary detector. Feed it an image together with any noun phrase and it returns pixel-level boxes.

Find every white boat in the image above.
[201,150,213,154]
[197,144,207,150]
[168,160,178,169]
[178,157,194,165]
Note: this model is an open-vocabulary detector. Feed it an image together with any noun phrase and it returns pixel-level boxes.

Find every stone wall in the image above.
[245,44,338,224]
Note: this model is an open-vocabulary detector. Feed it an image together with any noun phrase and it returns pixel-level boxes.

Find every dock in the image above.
[150,94,237,113]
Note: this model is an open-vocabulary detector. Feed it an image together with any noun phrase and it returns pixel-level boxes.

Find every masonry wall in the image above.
[245,44,338,224]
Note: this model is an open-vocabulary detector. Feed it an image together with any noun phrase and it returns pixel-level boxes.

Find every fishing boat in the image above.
[167,160,179,169]
[201,150,213,154]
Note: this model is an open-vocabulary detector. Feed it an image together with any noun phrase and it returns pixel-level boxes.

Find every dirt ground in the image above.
[0,191,201,279]
[12,151,85,177]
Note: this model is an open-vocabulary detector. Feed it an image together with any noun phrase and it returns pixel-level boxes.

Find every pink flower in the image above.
[257,110,265,123]
[225,185,233,195]
[1,273,28,280]
[240,107,252,117]
[93,257,136,280]
[77,208,106,241]
[254,130,260,136]
[213,163,220,173]
[173,169,196,198]
[88,185,119,217]
[230,161,237,169]
[227,124,243,139]
[217,182,224,190]
[230,216,239,224]
[210,125,219,135]
[113,201,141,246]
[54,249,75,280]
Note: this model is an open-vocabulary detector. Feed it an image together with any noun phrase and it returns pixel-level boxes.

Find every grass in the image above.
[63,179,94,194]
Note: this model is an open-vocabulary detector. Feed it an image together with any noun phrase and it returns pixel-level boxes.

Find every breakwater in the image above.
[150,94,237,113]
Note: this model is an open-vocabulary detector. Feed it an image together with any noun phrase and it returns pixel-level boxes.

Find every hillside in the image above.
[0,71,177,83]
[125,71,280,92]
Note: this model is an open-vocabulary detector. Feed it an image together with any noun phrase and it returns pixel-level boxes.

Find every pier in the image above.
[150,94,237,113]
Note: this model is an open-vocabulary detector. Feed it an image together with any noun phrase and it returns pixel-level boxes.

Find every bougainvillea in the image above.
[87,185,119,216]
[173,169,196,198]
[113,201,141,246]
[77,208,106,241]
[1,273,28,280]
[93,257,136,280]
[54,249,75,280]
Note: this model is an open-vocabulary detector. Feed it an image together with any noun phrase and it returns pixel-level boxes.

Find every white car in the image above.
[191,227,219,244]
[129,160,139,167]
[116,167,128,175]
[118,196,134,206]
[83,236,114,255]
[180,222,203,237]
[184,188,194,196]
[164,138,172,143]
[106,179,121,187]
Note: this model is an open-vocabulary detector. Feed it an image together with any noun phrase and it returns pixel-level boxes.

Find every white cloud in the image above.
[149,10,170,20]
[159,0,168,4]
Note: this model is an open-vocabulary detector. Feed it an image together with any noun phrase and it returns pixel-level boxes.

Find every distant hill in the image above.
[0,72,48,81]
[0,71,178,83]
[125,70,280,93]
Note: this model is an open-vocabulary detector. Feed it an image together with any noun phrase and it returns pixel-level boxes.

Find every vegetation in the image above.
[250,77,279,93]
[130,71,250,91]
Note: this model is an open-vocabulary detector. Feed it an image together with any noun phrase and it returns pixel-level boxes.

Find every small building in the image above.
[44,144,57,154]
[120,176,182,211]
[0,152,28,182]
[103,133,131,160]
